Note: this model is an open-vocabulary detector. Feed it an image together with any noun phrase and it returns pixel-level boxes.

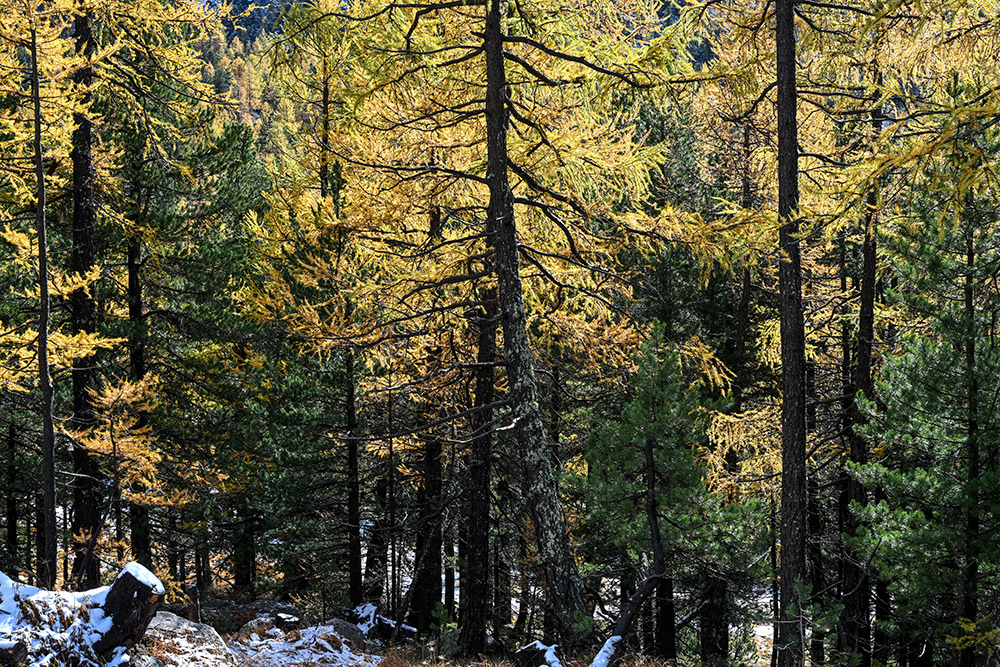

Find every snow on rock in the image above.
[122,562,166,596]
[0,570,126,666]
[590,636,622,667]
[353,603,378,634]
[228,622,383,667]
[516,640,564,667]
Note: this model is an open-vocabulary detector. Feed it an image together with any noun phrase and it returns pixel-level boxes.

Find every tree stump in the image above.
[0,641,27,666]
[92,563,165,657]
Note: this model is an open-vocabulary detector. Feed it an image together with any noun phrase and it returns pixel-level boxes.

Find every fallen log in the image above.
[92,562,165,657]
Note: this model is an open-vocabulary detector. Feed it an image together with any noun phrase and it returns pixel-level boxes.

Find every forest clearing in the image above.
[2,0,998,665]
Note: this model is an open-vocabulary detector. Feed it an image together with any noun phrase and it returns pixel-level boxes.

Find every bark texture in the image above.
[776,1,807,666]
[92,566,164,657]
[459,291,497,656]
[69,10,101,591]
[29,23,57,591]
[482,0,589,647]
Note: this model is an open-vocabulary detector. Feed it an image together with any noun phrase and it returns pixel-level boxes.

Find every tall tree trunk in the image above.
[494,524,512,639]
[6,425,16,571]
[444,531,455,618]
[808,477,825,666]
[460,291,497,655]
[655,575,676,662]
[30,23,57,591]
[233,505,256,599]
[483,0,589,646]
[346,345,363,607]
[127,236,153,567]
[411,432,443,634]
[364,477,388,603]
[69,10,101,591]
[776,1,807,665]
[959,235,979,667]
[841,161,877,667]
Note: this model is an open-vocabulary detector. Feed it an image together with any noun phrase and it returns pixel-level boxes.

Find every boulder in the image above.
[127,648,166,667]
[203,599,305,634]
[143,612,236,666]
[238,617,272,637]
[330,618,367,649]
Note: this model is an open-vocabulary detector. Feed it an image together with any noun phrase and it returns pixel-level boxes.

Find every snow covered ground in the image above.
[0,565,381,667]
[0,568,130,666]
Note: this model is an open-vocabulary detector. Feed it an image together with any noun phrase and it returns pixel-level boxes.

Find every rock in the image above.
[238,617,272,637]
[143,612,236,666]
[212,606,257,635]
[127,648,166,667]
[330,619,367,649]
[275,613,300,631]
[205,600,305,634]
[0,640,27,666]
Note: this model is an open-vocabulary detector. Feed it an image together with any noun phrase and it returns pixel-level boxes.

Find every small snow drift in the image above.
[0,562,164,666]
[515,641,564,667]
[228,622,383,667]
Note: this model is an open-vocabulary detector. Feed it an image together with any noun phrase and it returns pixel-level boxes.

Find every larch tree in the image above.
[241,0,684,648]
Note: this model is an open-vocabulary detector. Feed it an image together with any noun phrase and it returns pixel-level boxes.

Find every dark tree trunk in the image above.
[512,535,530,638]
[655,576,676,662]
[127,236,153,568]
[493,533,512,639]
[701,578,729,667]
[365,477,388,603]
[233,507,256,599]
[460,291,497,655]
[959,236,979,667]
[196,508,212,591]
[93,565,164,657]
[641,597,654,654]
[346,346,363,607]
[873,577,890,666]
[29,24,57,591]
[5,425,16,571]
[808,477,825,666]
[167,512,179,580]
[841,143,877,667]
[445,531,455,618]
[594,434,672,667]
[482,0,589,647]
[776,0,807,665]
[69,11,101,591]
[411,433,443,634]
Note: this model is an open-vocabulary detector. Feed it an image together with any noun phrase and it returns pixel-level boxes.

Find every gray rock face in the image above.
[238,617,273,637]
[201,599,306,634]
[331,619,367,649]
[143,611,236,666]
[128,649,166,667]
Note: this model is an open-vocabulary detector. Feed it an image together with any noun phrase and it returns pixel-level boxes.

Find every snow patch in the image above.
[0,571,125,666]
[590,635,621,667]
[228,623,382,667]
[122,561,166,595]
[353,603,378,634]
[520,640,564,667]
